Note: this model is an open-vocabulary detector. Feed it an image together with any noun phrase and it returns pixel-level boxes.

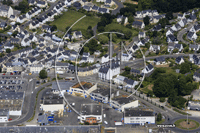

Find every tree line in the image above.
[138,0,200,13]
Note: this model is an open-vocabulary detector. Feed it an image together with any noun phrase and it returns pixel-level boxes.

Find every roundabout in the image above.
[174,119,200,130]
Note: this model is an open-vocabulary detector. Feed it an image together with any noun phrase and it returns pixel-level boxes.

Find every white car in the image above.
[104,121,108,125]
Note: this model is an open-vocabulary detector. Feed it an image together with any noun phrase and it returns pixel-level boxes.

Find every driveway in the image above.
[177,22,195,44]
[111,0,124,15]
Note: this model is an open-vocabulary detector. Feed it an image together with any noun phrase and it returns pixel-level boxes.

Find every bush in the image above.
[159,97,165,102]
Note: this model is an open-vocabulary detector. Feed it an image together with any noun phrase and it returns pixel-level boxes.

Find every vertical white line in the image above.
[110,33,112,105]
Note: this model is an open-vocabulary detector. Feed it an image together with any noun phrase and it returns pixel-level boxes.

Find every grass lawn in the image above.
[156,119,165,124]
[174,119,199,130]
[92,0,104,7]
[50,10,100,36]
[104,22,138,37]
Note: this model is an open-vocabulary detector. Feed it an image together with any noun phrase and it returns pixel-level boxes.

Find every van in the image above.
[104,121,108,125]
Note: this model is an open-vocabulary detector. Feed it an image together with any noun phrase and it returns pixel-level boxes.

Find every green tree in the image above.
[159,97,165,102]
[51,25,57,32]
[6,49,11,53]
[98,35,109,44]
[128,16,134,24]
[39,69,47,79]
[180,62,190,74]
[157,113,162,122]
[143,16,150,26]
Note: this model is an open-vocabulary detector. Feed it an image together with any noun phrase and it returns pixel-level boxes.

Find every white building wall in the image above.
[121,100,139,112]
[124,116,155,125]
[40,104,64,112]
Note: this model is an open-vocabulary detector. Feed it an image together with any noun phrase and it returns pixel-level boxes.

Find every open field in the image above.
[50,10,100,36]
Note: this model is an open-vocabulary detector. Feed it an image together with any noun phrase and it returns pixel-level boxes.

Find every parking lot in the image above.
[0,75,28,92]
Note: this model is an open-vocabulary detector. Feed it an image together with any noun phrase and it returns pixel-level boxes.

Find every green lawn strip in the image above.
[156,119,165,124]
[173,108,190,115]
[174,119,200,130]
[27,87,45,122]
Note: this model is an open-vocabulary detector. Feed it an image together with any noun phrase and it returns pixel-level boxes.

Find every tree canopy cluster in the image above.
[138,0,200,13]
[97,14,114,32]
[145,67,198,109]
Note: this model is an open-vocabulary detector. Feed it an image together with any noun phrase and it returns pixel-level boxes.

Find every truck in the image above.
[56,71,64,74]
[115,122,123,125]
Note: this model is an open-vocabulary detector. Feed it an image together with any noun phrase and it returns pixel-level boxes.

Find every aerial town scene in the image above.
[0,0,200,132]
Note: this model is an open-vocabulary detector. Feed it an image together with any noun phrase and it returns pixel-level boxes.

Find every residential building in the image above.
[149,45,160,53]
[189,44,199,51]
[154,57,166,65]
[0,4,14,18]
[175,56,184,64]
[98,61,120,80]
[188,101,200,111]
[132,21,145,29]
[187,32,197,41]
[193,71,200,82]
[142,64,154,74]
[101,54,109,63]
[29,64,44,73]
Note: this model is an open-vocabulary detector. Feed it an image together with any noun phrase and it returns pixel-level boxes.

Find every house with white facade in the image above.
[0,4,13,18]
[98,61,120,80]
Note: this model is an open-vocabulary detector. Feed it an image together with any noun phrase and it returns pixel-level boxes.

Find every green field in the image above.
[50,10,100,36]
[104,23,138,36]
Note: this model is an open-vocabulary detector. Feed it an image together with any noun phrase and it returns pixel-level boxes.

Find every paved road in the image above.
[111,0,124,15]
[177,22,195,44]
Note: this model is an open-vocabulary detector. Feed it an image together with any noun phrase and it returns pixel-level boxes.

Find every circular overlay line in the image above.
[55,16,146,116]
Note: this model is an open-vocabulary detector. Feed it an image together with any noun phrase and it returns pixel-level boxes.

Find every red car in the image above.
[8,118,12,121]
[3,73,5,75]
[10,73,13,75]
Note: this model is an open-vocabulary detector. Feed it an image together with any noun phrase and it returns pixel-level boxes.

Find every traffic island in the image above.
[174,119,200,130]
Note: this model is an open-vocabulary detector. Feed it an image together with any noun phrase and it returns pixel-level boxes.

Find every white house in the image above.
[187,32,197,41]
[73,31,82,39]
[37,1,47,8]
[117,15,128,24]
[138,32,145,39]
[29,64,44,73]
[21,38,31,47]
[98,61,120,80]
[124,108,155,125]
[149,45,160,53]
[0,4,13,18]
[101,54,109,63]
[175,56,184,64]
[189,44,199,51]
[142,64,154,74]
[154,57,166,65]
